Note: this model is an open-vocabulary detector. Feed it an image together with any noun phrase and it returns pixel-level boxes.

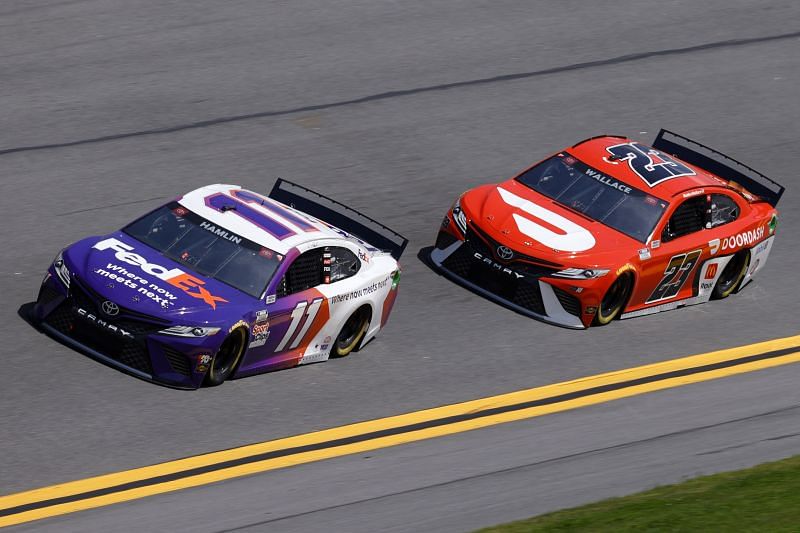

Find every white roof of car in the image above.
[178,184,344,254]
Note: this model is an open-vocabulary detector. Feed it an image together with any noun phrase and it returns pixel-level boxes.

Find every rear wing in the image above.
[652,129,784,207]
[269,179,408,260]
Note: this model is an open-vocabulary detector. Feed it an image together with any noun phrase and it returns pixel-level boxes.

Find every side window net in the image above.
[276,249,323,297]
[664,196,707,241]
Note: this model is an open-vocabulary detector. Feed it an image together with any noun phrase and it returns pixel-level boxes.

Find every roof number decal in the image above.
[606,142,696,187]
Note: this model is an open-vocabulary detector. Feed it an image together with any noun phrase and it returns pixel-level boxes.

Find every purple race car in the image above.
[33,180,406,389]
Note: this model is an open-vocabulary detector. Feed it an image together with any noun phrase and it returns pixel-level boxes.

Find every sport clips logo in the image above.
[93,238,227,309]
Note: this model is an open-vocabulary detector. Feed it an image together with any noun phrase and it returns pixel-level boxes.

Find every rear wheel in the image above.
[332,307,370,358]
[594,273,632,326]
[204,327,247,386]
[712,252,750,300]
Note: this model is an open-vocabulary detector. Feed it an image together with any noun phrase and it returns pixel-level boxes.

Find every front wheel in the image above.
[332,307,370,358]
[712,252,750,300]
[204,327,247,386]
[594,273,633,326]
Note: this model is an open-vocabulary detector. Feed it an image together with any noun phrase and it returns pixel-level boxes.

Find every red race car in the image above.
[430,130,783,329]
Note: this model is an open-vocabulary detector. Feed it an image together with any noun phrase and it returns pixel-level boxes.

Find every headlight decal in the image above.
[53,251,71,288]
[452,198,468,234]
[552,268,610,280]
[159,325,221,337]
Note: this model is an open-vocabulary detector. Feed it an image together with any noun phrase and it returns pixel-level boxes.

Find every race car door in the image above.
[238,247,331,374]
[638,194,710,306]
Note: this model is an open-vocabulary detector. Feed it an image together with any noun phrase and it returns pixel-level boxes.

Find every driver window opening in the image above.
[327,247,361,283]
[709,194,739,228]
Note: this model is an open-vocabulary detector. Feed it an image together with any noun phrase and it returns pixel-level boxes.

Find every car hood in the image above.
[65,232,254,324]
[461,181,643,266]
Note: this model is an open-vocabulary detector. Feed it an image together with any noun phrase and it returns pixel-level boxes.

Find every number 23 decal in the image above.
[647,250,702,303]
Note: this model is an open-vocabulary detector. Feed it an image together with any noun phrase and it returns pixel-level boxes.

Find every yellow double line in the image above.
[3,334,800,528]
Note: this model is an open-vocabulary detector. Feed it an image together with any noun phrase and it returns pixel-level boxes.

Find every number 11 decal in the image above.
[647,249,702,303]
[274,298,324,352]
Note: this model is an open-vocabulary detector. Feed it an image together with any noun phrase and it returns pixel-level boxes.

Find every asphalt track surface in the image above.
[1,0,799,530]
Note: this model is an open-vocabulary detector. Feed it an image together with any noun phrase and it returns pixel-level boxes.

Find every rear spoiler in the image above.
[269,179,408,260]
[652,129,784,207]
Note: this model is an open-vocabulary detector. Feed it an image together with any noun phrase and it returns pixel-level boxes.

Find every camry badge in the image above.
[101,300,120,316]
[496,245,514,261]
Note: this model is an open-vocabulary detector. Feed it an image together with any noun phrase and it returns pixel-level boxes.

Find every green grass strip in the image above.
[477,455,800,532]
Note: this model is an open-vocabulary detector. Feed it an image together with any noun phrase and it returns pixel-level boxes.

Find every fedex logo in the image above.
[93,238,227,309]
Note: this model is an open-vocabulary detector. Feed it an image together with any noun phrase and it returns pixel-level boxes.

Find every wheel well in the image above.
[615,270,636,313]
[228,321,250,345]
[729,248,751,291]
[354,304,373,350]
[228,324,249,371]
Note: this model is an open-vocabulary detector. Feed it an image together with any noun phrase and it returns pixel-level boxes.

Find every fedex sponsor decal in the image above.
[92,238,228,309]
[721,226,765,251]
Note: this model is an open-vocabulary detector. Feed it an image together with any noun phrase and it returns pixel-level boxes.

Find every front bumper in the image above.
[429,237,587,329]
[34,277,211,389]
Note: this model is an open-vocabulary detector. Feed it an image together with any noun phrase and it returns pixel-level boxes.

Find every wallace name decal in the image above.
[583,168,632,194]
[93,238,228,309]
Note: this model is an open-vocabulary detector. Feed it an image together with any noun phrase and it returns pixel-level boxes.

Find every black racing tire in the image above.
[712,251,750,300]
[204,327,247,387]
[331,306,371,358]
[594,273,633,326]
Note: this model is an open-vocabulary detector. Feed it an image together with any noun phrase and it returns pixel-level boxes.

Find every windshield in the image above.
[515,154,668,242]
[124,203,283,298]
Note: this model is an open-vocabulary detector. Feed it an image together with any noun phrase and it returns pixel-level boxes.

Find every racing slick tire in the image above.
[204,327,247,387]
[712,251,750,300]
[594,273,633,326]
[332,306,371,358]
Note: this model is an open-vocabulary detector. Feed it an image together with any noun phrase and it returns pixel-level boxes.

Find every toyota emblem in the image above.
[101,300,120,316]
[496,245,514,260]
